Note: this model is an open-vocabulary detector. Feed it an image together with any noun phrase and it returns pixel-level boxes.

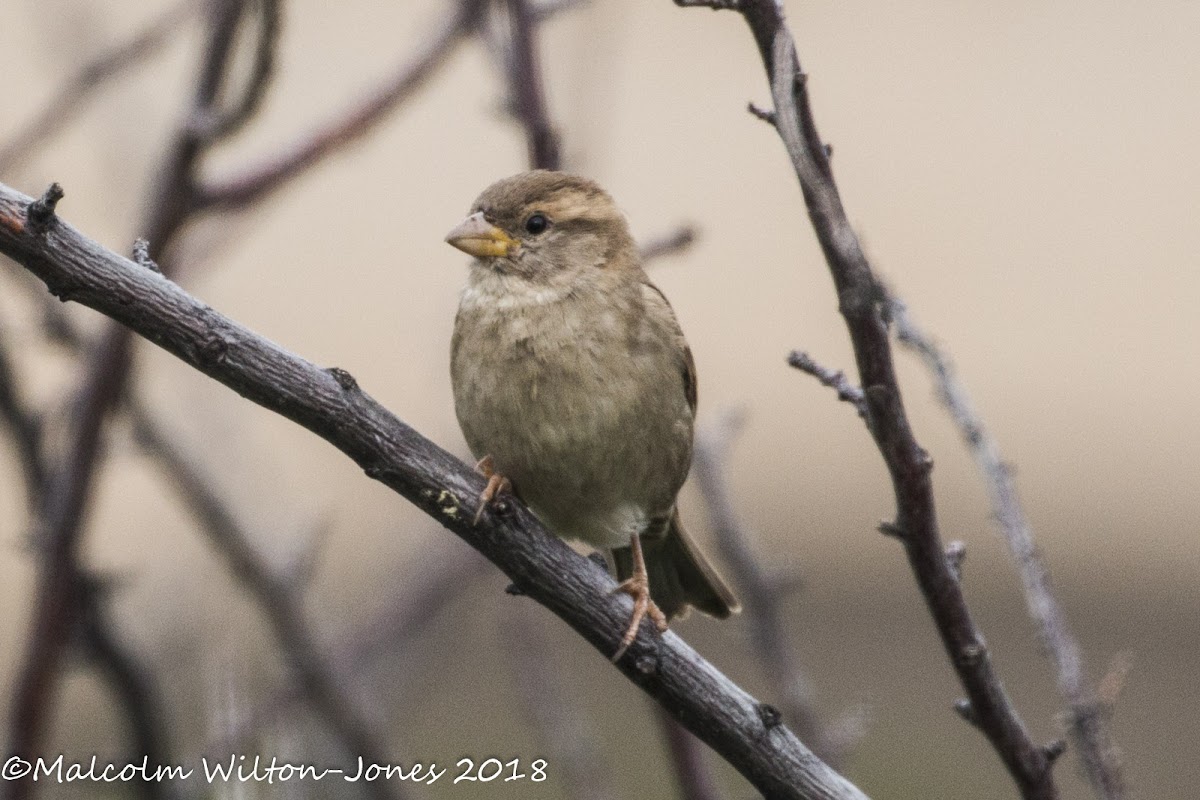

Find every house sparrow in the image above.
[446,170,739,660]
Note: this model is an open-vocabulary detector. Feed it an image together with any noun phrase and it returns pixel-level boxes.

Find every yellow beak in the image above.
[445,212,518,258]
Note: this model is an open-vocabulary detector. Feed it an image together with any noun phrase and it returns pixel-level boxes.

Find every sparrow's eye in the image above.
[524,213,549,235]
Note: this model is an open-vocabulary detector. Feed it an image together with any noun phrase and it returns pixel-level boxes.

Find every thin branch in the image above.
[206,542,488,756]
[195,0,482,211]
[639,224,699,264]
[656,707,724,800]
[0,280,176,800]
[79,586,179,800]
[674,2,1061,797]
[888,295,1127,799]
[129,408,406,800]
[199,0,283,142]
[500,0,562,170]
[786,351,867,419]
[4,3,253,791]
[506,606,619,800]
[4,319,132,800]
[532,0,589,20]
[747,101,776,125]
[677,0,742,9]
[0,323,46,507]
[693,410,850,765]
[0,180,872,800]
[0,1,194,175]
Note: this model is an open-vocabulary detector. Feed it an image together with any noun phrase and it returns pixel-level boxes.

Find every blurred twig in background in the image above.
[196,0,486,212]
[655,707,723,800]
[5,2,277,792]
[673,1,1110,798]
[130,410,406,800]
[0,325,45,508]
[0,1,195,176]
[1,0,488,796]
[887,294,1127,799]
[506,606,620,800]
[694,410,867,767]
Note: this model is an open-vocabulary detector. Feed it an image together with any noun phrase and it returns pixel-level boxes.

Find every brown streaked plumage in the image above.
[446,170,739,660]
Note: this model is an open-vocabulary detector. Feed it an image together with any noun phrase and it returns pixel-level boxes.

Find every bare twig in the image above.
[639,224,699,263]
[747,101,776,125]
[786,351,867,419]
[677,0,742,9]
[0,283,176,800]
[656,707,723,800]
[5,320,132,800]
[0,323,45,507]
[499,0,562,170]
[199,0,283,142]
[531,0,589,21]
[80,586,179,800]
[674,2,1061,797]
[693,410,851,765]
[5,3,256,791]
[0,1,194,175]
[129,408,406,800]
[0,179,872,800]
[506,607,619,800]
[888,295,1127,799]
[196,0,482,211]
[206,543,488,756]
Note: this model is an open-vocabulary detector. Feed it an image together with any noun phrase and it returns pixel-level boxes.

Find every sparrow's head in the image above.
[445,171,636,282]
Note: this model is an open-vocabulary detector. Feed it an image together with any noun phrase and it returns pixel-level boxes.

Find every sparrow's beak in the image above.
[445,212,518,258]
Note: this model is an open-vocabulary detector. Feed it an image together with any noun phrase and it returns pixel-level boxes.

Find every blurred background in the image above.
[1,0,1197,798]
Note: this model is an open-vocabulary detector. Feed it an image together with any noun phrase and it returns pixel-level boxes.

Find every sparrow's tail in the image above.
[613,510,740,620]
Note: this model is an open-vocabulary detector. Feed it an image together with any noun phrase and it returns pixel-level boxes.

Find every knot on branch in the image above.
[945,540,967,581]
[954,698,980,728]
[491,497,514,520]
[327,366,358,391]
[634,654,659,677]
[1041,739,1067,764]
[959,640,985,667]
[200,335,230,365]
[27,183,65,232]
[756,703,783,730]
[49,284,80,303]
[132,238,161,273]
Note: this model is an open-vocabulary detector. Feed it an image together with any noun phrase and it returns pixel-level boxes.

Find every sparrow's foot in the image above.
[473,455,511,525]
[610,534,669,662]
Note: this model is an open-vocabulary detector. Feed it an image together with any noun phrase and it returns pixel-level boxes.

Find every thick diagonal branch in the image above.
[1,181,870,800]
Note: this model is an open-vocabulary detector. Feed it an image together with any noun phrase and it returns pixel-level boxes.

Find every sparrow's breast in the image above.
[451,277,691,547]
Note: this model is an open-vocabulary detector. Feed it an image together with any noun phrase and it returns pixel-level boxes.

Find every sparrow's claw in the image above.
[610,573,668,662]
[473,455,511,525]
[610,533,669,662]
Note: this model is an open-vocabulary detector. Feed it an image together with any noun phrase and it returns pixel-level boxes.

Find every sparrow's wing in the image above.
[640,280,697,415]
